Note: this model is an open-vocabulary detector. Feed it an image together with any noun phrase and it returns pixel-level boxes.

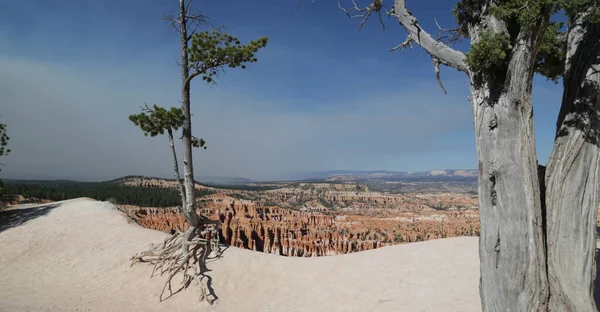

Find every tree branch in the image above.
[162,14,180,33]
[140,102,155,113]
[185,0,194,15]
[433,58,447,94]
[331,0,467,93]
[185,40,234,86]
[389,35,413,52]
[185,14,210,42]
[338,0,387,32]
[185,68,202,86]
[389,0,467,72]
[434,18,463,45]
[167,128,187,206]
[165,0,210,43]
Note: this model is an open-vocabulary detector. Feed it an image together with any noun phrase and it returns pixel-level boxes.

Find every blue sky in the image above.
[0,0,563,181]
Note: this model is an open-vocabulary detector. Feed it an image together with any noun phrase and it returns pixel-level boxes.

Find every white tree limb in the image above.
[338,0,387,31]
[389,35,413,52]
[332,0,467,92]
[432,58,447,94]
[390,0,468,73]
[308,0,467,73]
[185,14,210,42]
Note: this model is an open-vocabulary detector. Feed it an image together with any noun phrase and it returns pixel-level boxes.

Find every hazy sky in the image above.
[0,0,563,181]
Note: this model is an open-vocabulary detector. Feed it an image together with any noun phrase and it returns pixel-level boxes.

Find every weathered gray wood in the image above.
[460,6,550,309]
[545,10,600,312]
[471,52,549,312]
[388,1,551,309]
[390,0,467,72]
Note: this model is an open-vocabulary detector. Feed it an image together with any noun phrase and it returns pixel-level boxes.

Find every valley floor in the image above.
[1,198,483,311]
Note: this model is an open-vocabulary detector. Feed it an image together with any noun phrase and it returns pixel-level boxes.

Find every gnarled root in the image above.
[131,221,221,304]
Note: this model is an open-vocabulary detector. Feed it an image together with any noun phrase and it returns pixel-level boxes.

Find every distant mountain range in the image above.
[291,169,478,183]
[105,175,254,185]
[4,175,254,186]
[195,175,254,185]
[4,169,478,186]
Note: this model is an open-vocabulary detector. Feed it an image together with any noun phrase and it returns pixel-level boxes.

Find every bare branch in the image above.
[187,21,202,41]
[140,102,155,113]
[331,0,467,74]
[390,0,467,72]
[338,0,387,32]
[389,35,413,52]
[162,14,180,33]
[185,14,208,20]
[185,0,193,15]
[432,57,447,94]
[185,14,212,42]
[434,18,462,45]
[164,0,209,42]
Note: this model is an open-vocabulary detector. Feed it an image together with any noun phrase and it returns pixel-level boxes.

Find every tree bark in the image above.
[472,48,549,312]
[179,0,200,227]
[545,10,600,311]
[167,128,186,208]
[468,10,550,309]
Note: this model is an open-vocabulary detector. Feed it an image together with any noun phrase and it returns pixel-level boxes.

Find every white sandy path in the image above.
[0,198,482,312]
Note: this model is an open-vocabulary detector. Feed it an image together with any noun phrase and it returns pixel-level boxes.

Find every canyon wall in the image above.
[118,194,480,257]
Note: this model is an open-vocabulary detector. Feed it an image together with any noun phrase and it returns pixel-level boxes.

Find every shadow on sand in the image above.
[0,203,61,233]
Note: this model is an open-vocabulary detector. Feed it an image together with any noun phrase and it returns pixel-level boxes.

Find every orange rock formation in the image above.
[118,194,480,257]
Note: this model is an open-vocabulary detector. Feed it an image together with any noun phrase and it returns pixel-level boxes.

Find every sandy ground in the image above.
[0,198,482,312]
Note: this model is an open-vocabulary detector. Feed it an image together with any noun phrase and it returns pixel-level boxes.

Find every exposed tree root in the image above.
[131,221,221,304]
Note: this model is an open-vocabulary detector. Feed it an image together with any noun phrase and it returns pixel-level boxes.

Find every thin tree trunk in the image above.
[472,26,549,310]
[179,0,200,227]
[167,128,186,208]
[545,10,600,311]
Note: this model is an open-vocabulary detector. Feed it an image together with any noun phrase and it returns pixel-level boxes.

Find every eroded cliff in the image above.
[118,194,480,257]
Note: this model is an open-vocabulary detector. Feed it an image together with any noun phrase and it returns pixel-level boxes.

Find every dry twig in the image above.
[338,0,388,32]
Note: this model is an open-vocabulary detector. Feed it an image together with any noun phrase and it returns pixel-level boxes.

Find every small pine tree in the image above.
[129,104,205,208]
[129,0,267,305]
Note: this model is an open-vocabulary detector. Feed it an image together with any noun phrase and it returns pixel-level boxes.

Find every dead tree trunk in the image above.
[471,39,549,312]
[545,10,600,311]
[382,3,550,308]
